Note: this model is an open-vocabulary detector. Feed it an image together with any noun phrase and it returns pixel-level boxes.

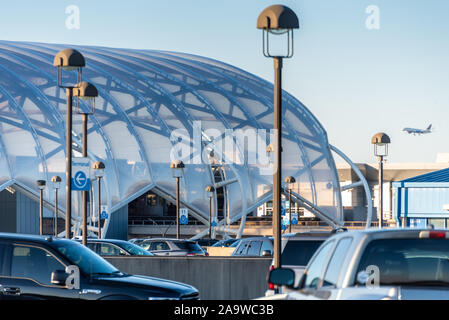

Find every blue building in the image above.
[393,167,449,228]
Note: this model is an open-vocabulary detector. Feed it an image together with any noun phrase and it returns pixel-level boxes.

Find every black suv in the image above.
[0,233,199,300]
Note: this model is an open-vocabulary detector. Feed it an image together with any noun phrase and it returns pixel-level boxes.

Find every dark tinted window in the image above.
[282,240,324,266]
[247,241,262,256]
[174,241,203,253]
[357,239,449,285]
[11,245,65,285]
[0,242,6,276]
[54,241,119,276]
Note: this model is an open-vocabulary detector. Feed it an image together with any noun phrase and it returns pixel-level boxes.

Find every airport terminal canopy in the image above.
[0,40,343,236]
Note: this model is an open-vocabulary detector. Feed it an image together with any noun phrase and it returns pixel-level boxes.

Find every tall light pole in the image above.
[74,82,98,246]
[285,176,296,233]
[93,161,105,239]
[171,160,185,239]
[258,5,299,274]
[51,176,62,237]
[36,180,46,236]
[54,49,86,239]
[371,132,391,229]
[206,185,215,238]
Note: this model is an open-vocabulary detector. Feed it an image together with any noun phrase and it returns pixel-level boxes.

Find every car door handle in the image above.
[2,287,21,296]
[80,289,102,295]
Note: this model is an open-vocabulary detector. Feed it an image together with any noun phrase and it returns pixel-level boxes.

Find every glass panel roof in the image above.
[0,40,343,233]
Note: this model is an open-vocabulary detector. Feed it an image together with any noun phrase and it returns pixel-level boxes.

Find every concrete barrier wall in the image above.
[105,256,272,300]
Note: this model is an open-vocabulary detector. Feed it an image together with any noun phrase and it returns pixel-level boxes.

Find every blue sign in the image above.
[291,212,298,225]
[100,211,108,220]
[281,206,285,216]
[179,215,188,225]
[72,170,90,191]
[211,218,217,227]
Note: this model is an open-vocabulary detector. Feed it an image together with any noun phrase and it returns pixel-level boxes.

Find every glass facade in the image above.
[0,40,342,237]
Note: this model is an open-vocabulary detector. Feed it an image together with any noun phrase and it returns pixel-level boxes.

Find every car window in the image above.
[0,242,7,276]
[261,240,272,255]
[303,240,334,289]
[151,241,169,251]
[87,242,97,253]
[11,245,66,285]
[247,241,262,256]
[356,239,449,286]
[235,242,249,255]
[174,242,203,253]
[322,238,353,287]
[119,242,153,256]
[99,243,127,256]
[282,240,324,266]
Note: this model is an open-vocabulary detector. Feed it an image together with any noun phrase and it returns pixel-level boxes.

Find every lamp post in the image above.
[371,132,391,229]
[74,81,98,246]
[206,185,215,238]
[285,176,296,233]
[258,5,299,273]
[171,160,185,239]
[36,180,46,236]
[51,176,62,237]
[54,49,86,239]
[93,161,105,239]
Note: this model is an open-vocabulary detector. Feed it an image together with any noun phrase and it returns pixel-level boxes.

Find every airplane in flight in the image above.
[402,124,433,135]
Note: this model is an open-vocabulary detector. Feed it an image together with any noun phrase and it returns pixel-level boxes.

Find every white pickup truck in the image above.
[261,228,449,300]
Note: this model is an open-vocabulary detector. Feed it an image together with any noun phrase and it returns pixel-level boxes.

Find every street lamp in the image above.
[51,176,62,237]
[371,132,391,229]
[206,185,215,238]
[36,180,46,236]
[54,48,86,239]
[258,5,299,273]
[74,81,98,246]
[285,176,296,233]
[93,161,105,239]
[171,160,185,239]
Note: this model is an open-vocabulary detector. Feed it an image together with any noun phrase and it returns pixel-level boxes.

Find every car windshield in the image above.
[357,239,449,286]
[174,241,203,253]
[282,240,324,266]
[54,241,123,277]
[119,242,153,255]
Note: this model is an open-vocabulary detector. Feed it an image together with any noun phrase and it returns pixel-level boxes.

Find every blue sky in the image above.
[1,0,448,163]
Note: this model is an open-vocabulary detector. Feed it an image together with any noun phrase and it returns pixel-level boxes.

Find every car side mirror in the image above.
[51,270,68,286]
[268,268,295,288]
[262,250,272,257]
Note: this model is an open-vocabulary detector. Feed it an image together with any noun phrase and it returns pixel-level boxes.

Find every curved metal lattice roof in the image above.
[0,40,343,237]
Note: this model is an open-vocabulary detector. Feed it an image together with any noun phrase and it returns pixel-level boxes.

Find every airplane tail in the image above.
[427,124,432,130]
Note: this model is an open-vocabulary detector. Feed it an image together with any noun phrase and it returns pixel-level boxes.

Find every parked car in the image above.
[0,233,199,300]
[128,238,145,246]
[263,228,449,300]
[77,239,154,256]
[195,238,220,249]
[211,238,240,247]
[265,230,334,295]
[231,237,273,257]
[138,238,208,256]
